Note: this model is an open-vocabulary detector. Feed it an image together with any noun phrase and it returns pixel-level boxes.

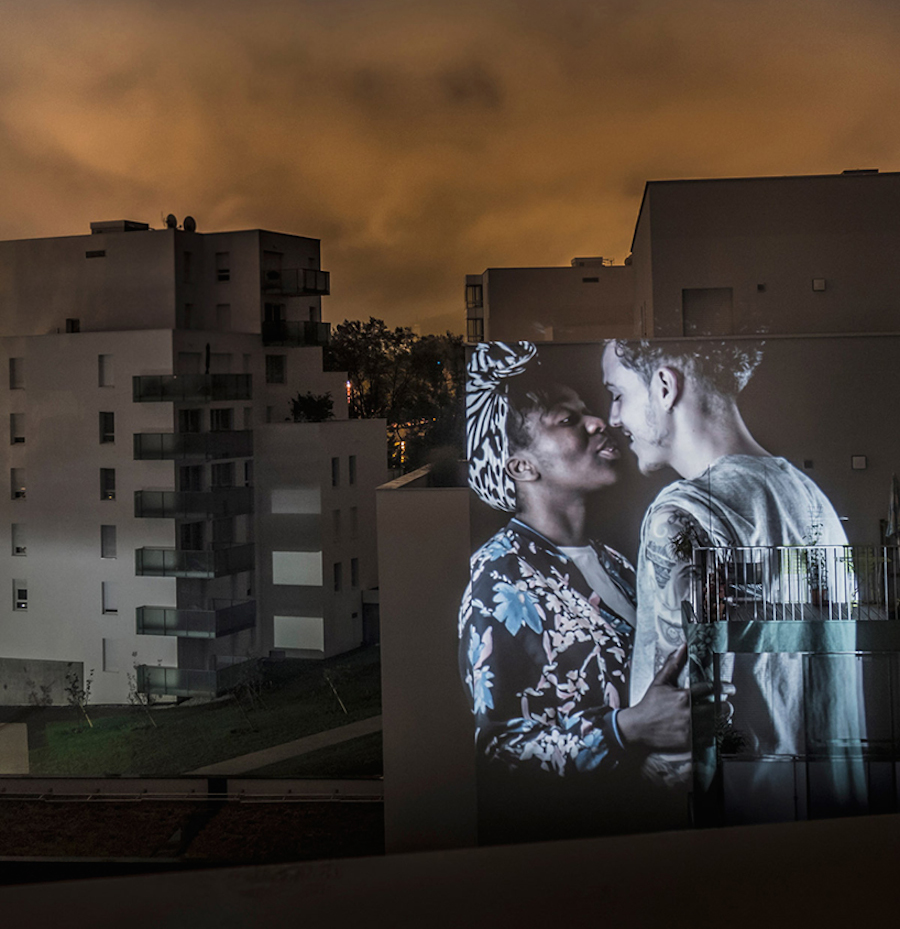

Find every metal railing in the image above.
[134,487,253,519]
[133,431,253,460]
[135,543,255,578]
[136,600,256,638]
[688,544,900,623]
[132,374,252,403]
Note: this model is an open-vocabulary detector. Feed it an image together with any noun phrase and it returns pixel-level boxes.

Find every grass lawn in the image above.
[25,646,383,777]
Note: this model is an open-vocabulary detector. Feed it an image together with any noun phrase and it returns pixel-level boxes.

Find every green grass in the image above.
[27,647,383,777]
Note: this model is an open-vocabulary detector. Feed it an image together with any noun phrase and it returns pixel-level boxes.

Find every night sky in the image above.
[2,0,898,333]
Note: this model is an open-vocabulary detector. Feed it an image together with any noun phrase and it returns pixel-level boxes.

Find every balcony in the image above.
[134,487,253,519]
[136,599,256,638]
[261,267,330,296]
[136,660,252,697]
[132,373,252,403]
[135,543,255,578]
[261,320,331,347]
[134,431,253,461]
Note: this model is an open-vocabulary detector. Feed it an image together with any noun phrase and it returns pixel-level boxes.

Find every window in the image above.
[98,354,114,387]
[9,358,23,390]
[216,251,230,282]
[212,517,234,546]
[211,462,235,487]
[265,355,286,384]
[102,581,118,614]
[465,284,483,308]
[332,509,341,542]
[331,457,339,487]
[99,411,115,444]
[209,408,233,431]
[466,318,484,342]
[12,524,26,556]
[85,249,106,259]
[65,318,80,333]
[812,278,827,291]
[333,561,343,592]
[11,469,25,499]
[349,506,358,539]
[244,460,253,487]
[101,525,117,559]
[100,469,116,501]
[179,522,204,551]
[178,409,201,433]
[10,413,24,445]
[13,580,27,610]
[349,455,357,485]
[351,557,359,588]
[309,305,321,322]
[179,465,203,492]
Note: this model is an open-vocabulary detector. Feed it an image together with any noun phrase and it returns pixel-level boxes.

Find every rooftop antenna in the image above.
[165,213,178,229]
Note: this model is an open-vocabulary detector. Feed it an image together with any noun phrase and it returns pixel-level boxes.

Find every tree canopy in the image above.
[325,318,465,471]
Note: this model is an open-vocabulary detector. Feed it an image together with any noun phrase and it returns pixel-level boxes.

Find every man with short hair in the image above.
[601,339,865,815]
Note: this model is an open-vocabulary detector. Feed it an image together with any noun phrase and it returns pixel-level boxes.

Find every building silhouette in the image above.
[0,217,385,705]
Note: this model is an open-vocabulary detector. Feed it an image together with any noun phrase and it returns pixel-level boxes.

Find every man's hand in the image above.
[617,644,691,751]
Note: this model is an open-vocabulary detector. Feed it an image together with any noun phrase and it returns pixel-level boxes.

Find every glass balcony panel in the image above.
[133,374,252,403]
[260,268,330,296]
[134,431,253,460]
[261,320,331,346]
[134,487,253,519]
[135,543,254,578]
[136,600,256,638]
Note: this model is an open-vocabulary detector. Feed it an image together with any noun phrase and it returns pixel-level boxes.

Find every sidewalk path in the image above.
[187,715,383,776]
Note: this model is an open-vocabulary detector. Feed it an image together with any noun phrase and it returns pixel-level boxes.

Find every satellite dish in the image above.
[165,214,177,229]
[183,216,196,233]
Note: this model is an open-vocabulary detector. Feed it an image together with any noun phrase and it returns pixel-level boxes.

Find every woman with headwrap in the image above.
[459,342,693,841]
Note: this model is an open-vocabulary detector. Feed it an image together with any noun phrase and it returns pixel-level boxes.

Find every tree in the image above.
[290,391,334,423]
[325,318,464,471]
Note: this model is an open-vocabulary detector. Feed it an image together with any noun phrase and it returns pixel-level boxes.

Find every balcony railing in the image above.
[261,268,330,295]
[261,320,331,346]
[687,544,900,623]
[133,431,253,460]
[136,599,256,638]
[135,543,255,578]
[136,659,253,697]
[134,487,253,519]
[132,374,252,403]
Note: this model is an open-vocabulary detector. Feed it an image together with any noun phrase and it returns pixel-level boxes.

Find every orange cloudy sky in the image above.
[1,0,899,333]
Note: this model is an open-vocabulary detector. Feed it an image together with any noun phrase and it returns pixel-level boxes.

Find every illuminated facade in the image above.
[0,219,386,704]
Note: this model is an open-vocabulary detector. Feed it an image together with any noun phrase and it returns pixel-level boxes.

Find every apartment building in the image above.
[465,256,635,343]
[0,218,386,705]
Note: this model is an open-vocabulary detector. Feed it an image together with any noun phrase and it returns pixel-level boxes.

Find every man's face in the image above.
[518,386,619,493]
[601,343,671,475]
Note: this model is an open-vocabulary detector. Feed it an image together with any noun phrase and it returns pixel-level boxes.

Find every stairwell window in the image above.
[99,411,115,444]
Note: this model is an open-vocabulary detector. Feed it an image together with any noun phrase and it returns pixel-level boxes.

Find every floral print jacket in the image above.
[458,518,636,778]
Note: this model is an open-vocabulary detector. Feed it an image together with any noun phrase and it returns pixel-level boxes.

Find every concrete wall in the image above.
[377,472,477,853]
[636,173,900,337]
[474,264,636,343]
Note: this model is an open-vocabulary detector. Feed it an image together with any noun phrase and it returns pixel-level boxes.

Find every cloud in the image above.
[1,0,900,331]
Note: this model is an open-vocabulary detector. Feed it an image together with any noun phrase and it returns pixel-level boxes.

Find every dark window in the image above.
[265,355,286,384]
[351,557,359,588]
[101,525,117,559]
[85,250,106,259]
[331,457,339,487]
[179,521,204,551]
[333,561,343,593]
[582,277,599,283]
[211,462,235,487]
[14,582,27,610]
[209,408,233,431]
[99,411,115,444]
[100,469,116,500]
[178,409,202,433]
[349,455,357,485]
[216,251,230,282]
[66,318,80,333]
[179,465,203,492]
[465,284,483,308]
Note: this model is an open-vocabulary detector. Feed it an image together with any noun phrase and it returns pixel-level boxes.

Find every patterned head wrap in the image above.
[467,341,538,511]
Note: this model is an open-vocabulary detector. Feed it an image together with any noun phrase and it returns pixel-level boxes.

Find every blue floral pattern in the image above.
[459,519,635,778]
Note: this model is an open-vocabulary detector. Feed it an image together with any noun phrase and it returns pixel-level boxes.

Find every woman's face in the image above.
[515,386,620,494]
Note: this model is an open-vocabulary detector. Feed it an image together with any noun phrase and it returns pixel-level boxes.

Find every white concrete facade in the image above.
[0,220,386,704]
